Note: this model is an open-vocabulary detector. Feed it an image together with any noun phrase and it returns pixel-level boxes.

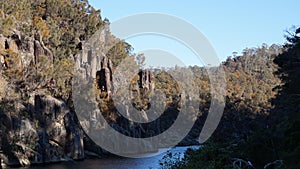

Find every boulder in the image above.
[32,95,85,162]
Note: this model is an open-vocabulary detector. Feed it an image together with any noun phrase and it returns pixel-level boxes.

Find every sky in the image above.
[89,0,299,67]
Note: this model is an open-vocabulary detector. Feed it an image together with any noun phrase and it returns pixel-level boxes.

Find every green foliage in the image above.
[159,143,236,169]
[0,0,298,168]
[159,151,182,169]
[160,140,288,169]
[163,28,299,169]
[0,0,105,101]
[1,0,104,58]
[270,27,300,169]
[52,57,75,99]
[155,71,181,107]
[0,15,16,36]
[106,41,133,67]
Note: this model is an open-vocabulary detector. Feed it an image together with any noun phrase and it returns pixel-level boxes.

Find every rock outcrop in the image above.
[32,95,84,161]
[75,26,114,98]
[0,28,117,166]
[96,57,113,98]
[130,69,155,111]
[0,94,84,166]
[138,69,155,91]
[0,33,53,69]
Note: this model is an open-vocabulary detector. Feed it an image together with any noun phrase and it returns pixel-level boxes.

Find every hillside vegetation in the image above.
[0,0,298,168]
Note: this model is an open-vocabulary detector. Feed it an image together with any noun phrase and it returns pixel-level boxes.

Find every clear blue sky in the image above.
[89,0,299,66]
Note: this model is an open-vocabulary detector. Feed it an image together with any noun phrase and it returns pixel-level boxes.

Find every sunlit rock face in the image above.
[0,32,53,68]
[75,26,114,99]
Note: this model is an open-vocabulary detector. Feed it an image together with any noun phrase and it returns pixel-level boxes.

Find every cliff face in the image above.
[72,28,160,155]
[0,94,84,166]
[0,0,129,166]
[75,26,114,99]
[0,26,158,166]
[0,32,84,166]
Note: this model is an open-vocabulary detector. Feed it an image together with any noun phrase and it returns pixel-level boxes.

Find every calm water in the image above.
[18,146,199,169]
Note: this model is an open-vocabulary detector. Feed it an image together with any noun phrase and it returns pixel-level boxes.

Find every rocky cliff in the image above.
[0,94,84,167]
[0,31,53,68]
[0,26,159,166]
[0,0,161,166]
[0,31,84,167]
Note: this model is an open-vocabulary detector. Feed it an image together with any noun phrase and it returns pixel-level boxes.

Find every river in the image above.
[17,146,199,169]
